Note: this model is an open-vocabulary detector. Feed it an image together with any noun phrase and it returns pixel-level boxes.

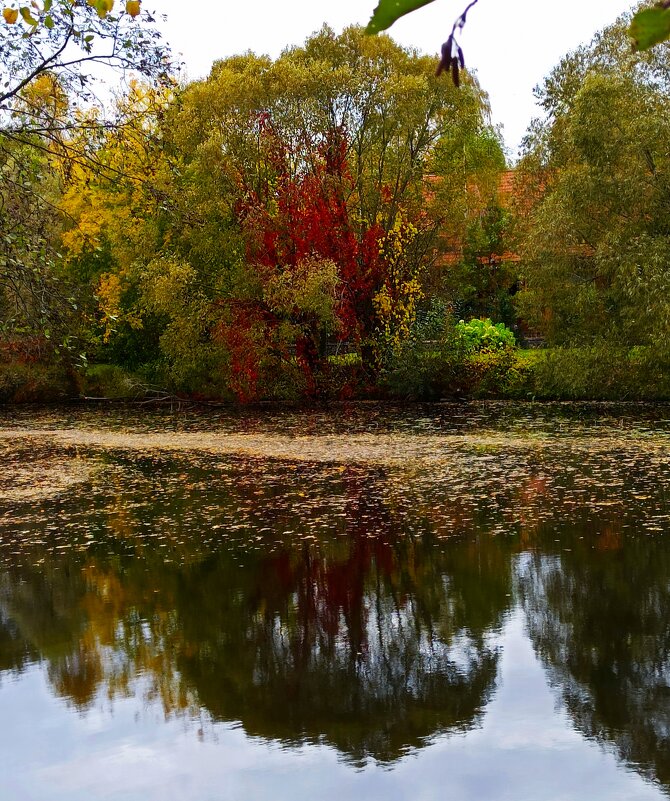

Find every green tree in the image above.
[443,200,516,325]
[515,15,670,349]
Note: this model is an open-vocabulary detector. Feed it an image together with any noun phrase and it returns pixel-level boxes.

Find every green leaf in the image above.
[19,6,38,25]
[43,0,52,10]
[630,6,670,51]
[366,0,437,34]
[44,14,54,28]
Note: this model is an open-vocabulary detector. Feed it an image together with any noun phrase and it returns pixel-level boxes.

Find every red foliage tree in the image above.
[219,114,406,399]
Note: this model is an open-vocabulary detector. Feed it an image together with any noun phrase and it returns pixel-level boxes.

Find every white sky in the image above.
[153,0,639,158]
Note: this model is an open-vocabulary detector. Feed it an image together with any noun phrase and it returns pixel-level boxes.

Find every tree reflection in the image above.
[0,463,513,764]
[0,602,34,676]
[519,526,670,790]
[174,535,506,764]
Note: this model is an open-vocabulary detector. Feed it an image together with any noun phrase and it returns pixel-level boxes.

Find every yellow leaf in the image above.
[3,7,18,23]
[95,0,112,17]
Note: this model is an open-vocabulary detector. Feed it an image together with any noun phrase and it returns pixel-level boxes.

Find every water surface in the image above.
[1,402,669,800]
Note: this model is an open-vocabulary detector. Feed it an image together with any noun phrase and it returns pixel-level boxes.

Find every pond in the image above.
[1,401,670,800]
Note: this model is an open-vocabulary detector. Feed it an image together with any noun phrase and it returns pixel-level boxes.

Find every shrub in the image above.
[530,345,670,400]
[78,364,146,400]
[464,349,534,399]
[0,362,76,403]
[455,318,516,352]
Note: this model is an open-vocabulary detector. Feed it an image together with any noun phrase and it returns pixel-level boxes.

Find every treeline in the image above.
[4,12,670,402]
[1,25,512,401]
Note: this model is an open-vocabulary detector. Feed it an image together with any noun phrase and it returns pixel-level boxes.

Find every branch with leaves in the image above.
[367,0,670,85]
[0,0,172,193]
[0,1,170,117]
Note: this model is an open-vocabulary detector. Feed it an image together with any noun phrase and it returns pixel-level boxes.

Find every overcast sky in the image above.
[153,0,639,158]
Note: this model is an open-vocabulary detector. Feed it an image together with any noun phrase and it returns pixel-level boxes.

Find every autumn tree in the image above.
[0,1,171,351]
[152,26,502,395]
[54,25,503,399]
[57,80,181,366]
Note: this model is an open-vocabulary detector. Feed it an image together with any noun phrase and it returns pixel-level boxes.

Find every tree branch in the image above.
[0,28,73,106]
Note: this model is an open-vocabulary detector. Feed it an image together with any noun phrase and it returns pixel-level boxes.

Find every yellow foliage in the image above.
[96,272,142,342]
[265,257,339,333]
[60,180,107,258]
[373,212,423,350]
[21,72,69,121]
[58,80,177,268]
[141,258,198,315]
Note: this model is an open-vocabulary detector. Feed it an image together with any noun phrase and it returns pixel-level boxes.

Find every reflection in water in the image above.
[1,403,670,797]
[0,590,35,675]
[520,527,670,790]
[175,540,503,764]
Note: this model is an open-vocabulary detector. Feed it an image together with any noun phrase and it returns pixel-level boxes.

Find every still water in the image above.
[1,402,670,800]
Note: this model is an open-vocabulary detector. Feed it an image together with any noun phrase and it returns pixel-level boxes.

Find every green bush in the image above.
[79,364,146,400]
[379,331,533,401]
[380,349,455,400]
[530,346,670,400]
[464,349,534,399]
[455,318,516,352]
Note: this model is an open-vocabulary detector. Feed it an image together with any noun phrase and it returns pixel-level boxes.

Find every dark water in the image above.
[1,402,670,800]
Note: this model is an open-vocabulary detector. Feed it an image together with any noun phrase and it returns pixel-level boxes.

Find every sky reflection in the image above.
[0,611,664,801]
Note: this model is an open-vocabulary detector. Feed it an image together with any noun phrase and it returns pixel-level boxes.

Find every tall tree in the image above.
[0,0,171,350]
[515,15,670,348]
